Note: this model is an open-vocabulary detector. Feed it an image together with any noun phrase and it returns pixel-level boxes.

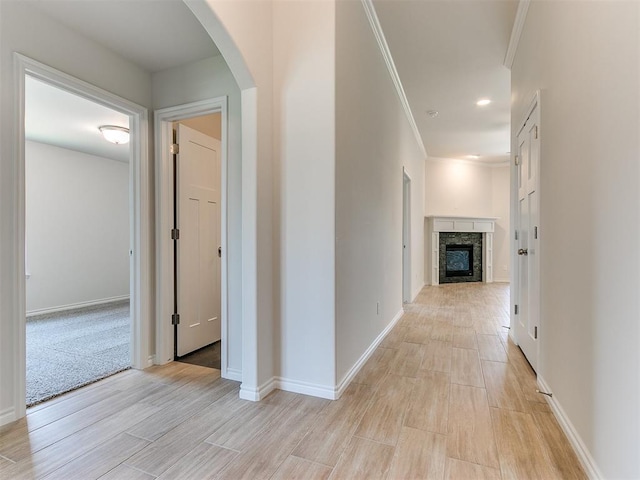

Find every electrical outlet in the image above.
[502,265,508,271]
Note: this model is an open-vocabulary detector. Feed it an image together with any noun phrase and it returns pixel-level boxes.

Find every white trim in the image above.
[412,283,425,304]
[361,0,427,158]
[0,408,17,426]
[239,376,276,402]
[504,0,531,69]
[240,309,406,402]
[537,376,603,479]
[276,377,337,400]
[225,368,242,382]
[493,276,510,283]
[335,308,404,398]
[154,97,232,381]
[10,54,150,426]
[426,156,510,168]
[26,295,130,317]
[402,168,412,304]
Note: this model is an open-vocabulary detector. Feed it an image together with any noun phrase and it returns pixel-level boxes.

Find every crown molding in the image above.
[426,156,510,168]
[504,0,531,69]
[361,0,427,158]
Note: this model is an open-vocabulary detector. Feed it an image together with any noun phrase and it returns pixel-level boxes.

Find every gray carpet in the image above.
[26,300,131,406]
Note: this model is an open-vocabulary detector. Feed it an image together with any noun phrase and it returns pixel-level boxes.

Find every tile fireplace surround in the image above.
[426,216,498,286]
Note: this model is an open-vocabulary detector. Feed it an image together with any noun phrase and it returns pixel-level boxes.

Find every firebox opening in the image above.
[446,244,474,277]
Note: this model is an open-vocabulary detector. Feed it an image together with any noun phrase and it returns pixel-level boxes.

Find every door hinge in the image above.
[534,126,538,139]
[172,313,180,325]
[534,326,538,339]
[515,230,519,240]
[171,228,180,240]
[515,304,519,315]
[534,226,538,239]
[170,143,179,155]
[514,155,520,166]
[218,246,222,258]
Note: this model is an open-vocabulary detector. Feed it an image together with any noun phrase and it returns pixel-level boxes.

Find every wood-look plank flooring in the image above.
[0,283,586,479]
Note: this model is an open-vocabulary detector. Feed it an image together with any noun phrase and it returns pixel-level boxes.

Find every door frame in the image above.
[511,90,541,368]
[154,98,232,378]
[13,54,151,417]
[402,168,412,303]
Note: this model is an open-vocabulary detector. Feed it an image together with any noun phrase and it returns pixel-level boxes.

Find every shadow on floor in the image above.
[176,341,221,370]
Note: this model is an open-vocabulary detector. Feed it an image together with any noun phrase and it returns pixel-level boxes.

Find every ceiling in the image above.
[29,0,220,73]
[373,0,517,164]
[25,0,219,162]
[25,0,515,166]
[26,76,131,163]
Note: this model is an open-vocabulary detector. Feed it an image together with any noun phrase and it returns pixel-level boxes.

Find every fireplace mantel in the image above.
[426,216,498,285]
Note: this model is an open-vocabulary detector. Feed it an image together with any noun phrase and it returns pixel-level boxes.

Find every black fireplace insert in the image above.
[445,244,474,277]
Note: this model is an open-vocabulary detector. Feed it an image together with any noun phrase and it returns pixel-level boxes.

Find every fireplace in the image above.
[438,232,483,284]
[426,216,497,285]
[445,245,474,277]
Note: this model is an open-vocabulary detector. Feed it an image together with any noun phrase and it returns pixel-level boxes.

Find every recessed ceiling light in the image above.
[476,98,491,106]
[426,110,439,118]
[467,154,480,159]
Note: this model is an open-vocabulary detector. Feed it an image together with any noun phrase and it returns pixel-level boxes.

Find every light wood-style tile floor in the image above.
[0,283,586,479]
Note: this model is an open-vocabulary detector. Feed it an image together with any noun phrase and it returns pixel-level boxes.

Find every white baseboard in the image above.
[239,377,277,402]
[537,376,603,479]
[276,377,336,400]
[493,276,510,283]
[240,308,406,403]
[0,407,17,427]
[146,355,155,368]
[224,368,242,382]
[335,308,405,399]
[26,295,130,317]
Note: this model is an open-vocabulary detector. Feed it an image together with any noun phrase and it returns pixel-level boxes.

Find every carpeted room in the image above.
[25,77,132,406]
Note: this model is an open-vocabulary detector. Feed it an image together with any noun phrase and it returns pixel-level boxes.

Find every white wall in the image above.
[335,0,425,384]
[191,0,276,395]
[512,2,640,478]
[152,55,243,375]
[25,142,129,313]
[273,1,336,391]
[0,0,152,423]
[424,158,510,283]
[491,166,510,282]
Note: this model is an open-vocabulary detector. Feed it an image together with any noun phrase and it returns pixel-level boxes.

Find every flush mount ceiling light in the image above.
[476,98,491,106]
[467,154,480,159]
[98,125,130,144]
[426,110,439,118]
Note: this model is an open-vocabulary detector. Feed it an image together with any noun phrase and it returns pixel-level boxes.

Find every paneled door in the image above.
[176,124,221,357]
[515,101,540,370]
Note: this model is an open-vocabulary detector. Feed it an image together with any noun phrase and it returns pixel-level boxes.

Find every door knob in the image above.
[518,248,528,256]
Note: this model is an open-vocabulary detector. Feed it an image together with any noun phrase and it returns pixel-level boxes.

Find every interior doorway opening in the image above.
[173,115,223,370]
[402,168,412,303]
[14,55,150,417]
[24,75,133,405]
[155,98,230,377]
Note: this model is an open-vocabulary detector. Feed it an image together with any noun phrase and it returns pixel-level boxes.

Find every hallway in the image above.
[0,284,585,479]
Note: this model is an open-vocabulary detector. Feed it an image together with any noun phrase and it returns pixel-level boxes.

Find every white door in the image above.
[515,105,540,370]
[176,124,221,357]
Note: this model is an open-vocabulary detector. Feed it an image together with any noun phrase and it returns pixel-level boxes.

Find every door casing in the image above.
[13,54,151,419]
[154,98,233,379]
[511,90,541,371]
[402,168,412,303]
